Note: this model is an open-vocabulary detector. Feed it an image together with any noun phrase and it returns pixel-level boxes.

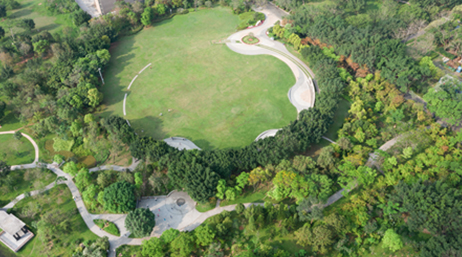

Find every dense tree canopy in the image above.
[125,208,156,237]
[102,181,136,213]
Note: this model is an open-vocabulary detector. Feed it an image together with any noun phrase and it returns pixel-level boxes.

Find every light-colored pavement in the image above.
[163,137,201,150]
[74,0,100,18]
[255,128,281,141]
[226,4,316,113]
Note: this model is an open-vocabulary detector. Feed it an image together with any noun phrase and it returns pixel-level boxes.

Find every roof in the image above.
[0,211,25,236]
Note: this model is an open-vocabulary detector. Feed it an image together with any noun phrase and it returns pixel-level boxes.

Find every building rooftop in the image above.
[0,211,26,236]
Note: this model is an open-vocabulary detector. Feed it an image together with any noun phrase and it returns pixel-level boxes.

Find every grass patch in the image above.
[242,34,259,44]
[0,107,23,132]
[100,7,296,150]
[94,219,120,236]
[219,187,267,207]
[0,133,35,165]
[196,197,217,212]
[1,0,76,36]
[0,168,56,207]
[3,184,99,257]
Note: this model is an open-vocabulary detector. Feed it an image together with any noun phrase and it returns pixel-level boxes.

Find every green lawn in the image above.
[0,168,56,207]
[1,0,75,35]
[0,134,35,165]
[94,219,120,236]
[219,187,267,207]
[0,184,99,257]
[100,7,296,150]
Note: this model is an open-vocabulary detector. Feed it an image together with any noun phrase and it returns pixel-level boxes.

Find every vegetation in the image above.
[94,219,120,236]
[5,184,99,256]
[125,208,156,237]
[0,133,35,165]
[0,168,56,207]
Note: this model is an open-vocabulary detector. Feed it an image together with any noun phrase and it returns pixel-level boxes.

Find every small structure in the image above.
[0,211,34,252]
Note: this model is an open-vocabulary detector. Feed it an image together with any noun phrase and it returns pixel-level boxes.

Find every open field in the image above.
[0,134,35,165]
[100,7,296,150]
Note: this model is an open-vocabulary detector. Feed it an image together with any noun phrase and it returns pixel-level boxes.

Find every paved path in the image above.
[89,158,140,172]
[226,4,316,113]
[163,137,201,150]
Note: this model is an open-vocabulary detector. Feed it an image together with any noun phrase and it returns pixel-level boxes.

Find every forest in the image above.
[1,0,462,256]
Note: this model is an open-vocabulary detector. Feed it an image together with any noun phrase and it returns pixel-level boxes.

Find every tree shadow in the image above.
[9,8,33,19]
[193,139,212,150]
[38,23,61,32]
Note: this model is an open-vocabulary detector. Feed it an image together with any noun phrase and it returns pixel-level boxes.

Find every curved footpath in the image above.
[0,131,39,170]
[226,4,316,114]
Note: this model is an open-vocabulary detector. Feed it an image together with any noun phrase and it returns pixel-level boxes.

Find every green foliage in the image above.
[424,80,462,125]
[141,237,166,257]
[125,208,156,237]
[170,232,195,257]
[53,137,75,152]
[194,225,215,246]
[102,181,136,213]
[63,161,78,176]
[33,40,50,55]
[54,154,65,163]
[141,7,153,26]
[71,10,91,26]
[382,229,403,252]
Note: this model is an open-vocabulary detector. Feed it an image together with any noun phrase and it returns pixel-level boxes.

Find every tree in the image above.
[13,131,22,140]
[236,172,249,189]
[424,80,462,125]
[235,203,245,214]
[295,223,312,247]
[170,232,195,257]
[141,237,166,257]
[0,27,4,39]
[194,225,215,246]
[160,228,180,243]
[141,7,152,26]
[19,19,35,30]
[0,5,6,18]
[87,88,103,107]
[338,137,353,151]
[102,181,136,213]
[382,229,403,252]
[317,146,335,169]
[84,114,94,123]
[63,161,79,176]
[33,40,49,55]
[0,160,10,177]
[0,101,4,120]
[75,168,91,189]
[297,196,324,223]
[125,208,156,237]
[71,10,91,26]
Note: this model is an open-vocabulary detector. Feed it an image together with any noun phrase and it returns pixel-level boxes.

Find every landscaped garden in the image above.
[101,7,296,150]
[4,184,100,257]
[0,133,35,165]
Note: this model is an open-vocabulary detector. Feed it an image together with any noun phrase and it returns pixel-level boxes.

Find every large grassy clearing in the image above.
[100,7,296,150]
[0,134,35,165]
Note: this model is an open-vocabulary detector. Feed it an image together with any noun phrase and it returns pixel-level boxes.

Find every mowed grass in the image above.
[101,7,296,150]
[1,0,74,35]
[0,134,35,165]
